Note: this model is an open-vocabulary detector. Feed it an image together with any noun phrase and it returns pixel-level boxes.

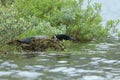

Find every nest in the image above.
[8,38,66,52]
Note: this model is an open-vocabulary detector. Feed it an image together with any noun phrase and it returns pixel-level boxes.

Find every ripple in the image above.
[102,60,117,64]
[96,43,110,51]
[37,59,49,62]
[77,69,104,73]
[82,75,105,80]
[49,67,68,72]
[91,57,102,60]
[49,67,76,74]
[1,61,18,69]
[0,71,13,76]
[57,61,68,64]
[12,71,43,79]
[24,65,46,71]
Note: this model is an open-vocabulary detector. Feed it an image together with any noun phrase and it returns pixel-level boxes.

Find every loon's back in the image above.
[17,36,49,44]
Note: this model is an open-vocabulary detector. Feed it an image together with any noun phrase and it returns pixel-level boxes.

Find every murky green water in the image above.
[0,40,120,80]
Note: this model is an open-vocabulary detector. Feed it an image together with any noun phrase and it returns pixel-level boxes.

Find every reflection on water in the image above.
[0,41,120,80]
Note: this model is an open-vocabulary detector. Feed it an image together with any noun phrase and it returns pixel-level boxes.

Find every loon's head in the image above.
[52,34,76,41]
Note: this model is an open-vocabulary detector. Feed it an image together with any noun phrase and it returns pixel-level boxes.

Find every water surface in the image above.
[0,41,120,80]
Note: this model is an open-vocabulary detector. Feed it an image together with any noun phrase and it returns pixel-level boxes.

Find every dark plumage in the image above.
[8,34,75,45]
[16,36,49,44]
[52,34,75,41]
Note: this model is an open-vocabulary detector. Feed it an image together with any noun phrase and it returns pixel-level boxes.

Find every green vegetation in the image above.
[0,0,119,52]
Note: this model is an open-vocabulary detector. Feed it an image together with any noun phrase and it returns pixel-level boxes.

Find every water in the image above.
[0,0,120,80]
[0,41,120,80]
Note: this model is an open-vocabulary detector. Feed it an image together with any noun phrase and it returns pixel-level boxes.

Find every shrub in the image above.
[0,0,14,6]
[0,6,32,46]
[0,6,66,46]
[17,20,66,39]
[14,0,119,42]
[14,0,64,19]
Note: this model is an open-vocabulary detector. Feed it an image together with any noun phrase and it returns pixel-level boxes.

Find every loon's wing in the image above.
[34,36,49,39]
[18,37,34,44]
